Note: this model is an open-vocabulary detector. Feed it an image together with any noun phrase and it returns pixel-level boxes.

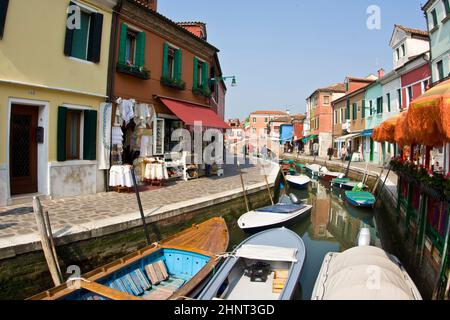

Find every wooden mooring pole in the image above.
[261,162,274,205]
[32,197,62,286]
[131,167,151,246]
[237,161,250,212]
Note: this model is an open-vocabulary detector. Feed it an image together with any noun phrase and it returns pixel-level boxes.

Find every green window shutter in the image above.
[346,99,350,120]
[162,42,169,78]
[0,0,9,39]
[387,94,391,112]
[362,100,366,119]
[135,31,146,67]
[83,110,97,160]
[201,62,209,88]
[380,97,383,113]
[174,48,182,80]
[64,1,76,56]
[70,10,90,60]
[193,57,199,89]
[87,12,103,63]
[57,106,68,162]
[118,23,128,65]
[370,101,373,116]
[352,103,357,120]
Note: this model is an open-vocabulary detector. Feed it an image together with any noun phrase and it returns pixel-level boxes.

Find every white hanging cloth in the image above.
[115,98,135,126]
[111,126,123,146]
[140,135,153,157]
[134,103,155,128]
[98,102,112,170]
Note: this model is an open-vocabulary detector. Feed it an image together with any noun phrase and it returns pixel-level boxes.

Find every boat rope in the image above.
[215,251,238,261]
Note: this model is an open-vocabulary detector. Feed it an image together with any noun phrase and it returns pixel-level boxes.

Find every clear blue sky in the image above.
[159,0,427,120]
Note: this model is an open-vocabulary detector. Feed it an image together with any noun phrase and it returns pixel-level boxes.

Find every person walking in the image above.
[327,147,334,161]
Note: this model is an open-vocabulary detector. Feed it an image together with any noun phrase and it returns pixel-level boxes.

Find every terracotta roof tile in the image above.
[395,24,429,38]
[251,110,288,115]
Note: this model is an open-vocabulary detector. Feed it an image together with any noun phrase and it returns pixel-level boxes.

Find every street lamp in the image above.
[210,76,237,87]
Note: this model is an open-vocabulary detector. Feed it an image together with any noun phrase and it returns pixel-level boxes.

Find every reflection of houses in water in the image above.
[327,192,373,251]
[310,183,335,241]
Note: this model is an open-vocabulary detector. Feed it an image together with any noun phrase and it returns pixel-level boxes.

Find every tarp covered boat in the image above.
[198,228,306,300]
[28,217,229,300]
[344,191,375,208]
[311,246,422,300]
[331,178,366,191]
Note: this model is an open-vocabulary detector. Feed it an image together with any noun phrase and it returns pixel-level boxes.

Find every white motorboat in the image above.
[198,228,306,300]
[285,174,311,189]
[238,201,312,233]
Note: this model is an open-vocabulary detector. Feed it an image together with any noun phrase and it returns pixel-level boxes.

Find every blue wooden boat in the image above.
[198,227,306,300]
[28,218,229,300]
[344,191,375,208]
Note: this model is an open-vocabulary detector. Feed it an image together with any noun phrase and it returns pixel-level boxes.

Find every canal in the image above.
[225,176,381,300]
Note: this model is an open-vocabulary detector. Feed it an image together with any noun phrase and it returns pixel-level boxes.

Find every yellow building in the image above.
[0,0,116,205]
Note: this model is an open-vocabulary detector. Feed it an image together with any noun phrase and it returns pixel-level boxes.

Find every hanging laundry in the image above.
[98,103,113,170]
[115,98,135,126]
[140,135,153,157]
[111,126,124,146]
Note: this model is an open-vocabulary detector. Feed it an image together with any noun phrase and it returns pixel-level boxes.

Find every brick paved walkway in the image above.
[0,162,270,243]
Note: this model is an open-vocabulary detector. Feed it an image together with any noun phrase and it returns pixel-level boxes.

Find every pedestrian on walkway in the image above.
[327,147,334,161]
[341,145,347,163]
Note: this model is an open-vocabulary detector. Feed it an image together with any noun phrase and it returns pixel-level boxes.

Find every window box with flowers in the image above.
[193,86,212,98]
[117,63,150,80]
[390,157,450,202]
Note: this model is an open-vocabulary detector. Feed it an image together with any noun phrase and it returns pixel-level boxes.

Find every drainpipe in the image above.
[104,0,122,192]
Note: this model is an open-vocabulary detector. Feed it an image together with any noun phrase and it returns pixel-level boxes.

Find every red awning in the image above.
[159,98,230,129]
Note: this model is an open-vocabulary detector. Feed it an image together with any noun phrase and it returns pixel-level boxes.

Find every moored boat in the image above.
[331,178,366,191]
[285,174,311,189]
[238,201,312,233]
[318,167,344,182]
[311,245,422,300]
[198,227,306,300]
[305,164,321,179]
[28,217,229,300]
[344,191,376,208]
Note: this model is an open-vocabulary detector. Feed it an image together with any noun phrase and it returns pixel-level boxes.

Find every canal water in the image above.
[225,176,382,300]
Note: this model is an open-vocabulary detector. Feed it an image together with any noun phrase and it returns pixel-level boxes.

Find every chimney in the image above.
[378,68,385,79]
[148,0,157,11]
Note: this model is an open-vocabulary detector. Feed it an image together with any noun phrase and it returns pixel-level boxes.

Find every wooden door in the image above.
[10,105,38,195]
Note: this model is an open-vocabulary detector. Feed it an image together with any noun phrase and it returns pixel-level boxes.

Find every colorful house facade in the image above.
[304,83,346,157]
[0,0,116,206]
[423,0,450,84]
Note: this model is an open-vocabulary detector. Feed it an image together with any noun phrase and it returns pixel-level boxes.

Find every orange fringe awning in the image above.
[394,111,414,147]
[373,113,402,143]
[406,79,450,147]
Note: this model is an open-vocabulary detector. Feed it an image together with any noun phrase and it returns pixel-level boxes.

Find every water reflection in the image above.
[226,177,381,300]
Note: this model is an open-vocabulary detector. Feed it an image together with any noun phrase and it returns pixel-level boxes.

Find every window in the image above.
[167,47,176,80]
[396,48,400,60]
[431,9,438,28]
[57,106,97,162]
[407,86,413,105]
[125,29,137,65]
[162,43,183,86]
[210,66,219,102]
[386,93,391,112]
[334,110,338,124]
[398,88,402,109]
[340,108,344,123]
[265,118,268,123]
[362,100,366,119]
[64,4,104,62]
[253,117,256,123]
[352,103,357,120]
[323,96,330,105]
[422,79,429,93]
[369,100,373,116]
[445,0,450,16]
[437,60,445,80]
[192,57,210,94]
[0,0,9,39]
[401,44,406,57]
[252,128,256,134]
[66,110,81,160]
[376,97,383,114]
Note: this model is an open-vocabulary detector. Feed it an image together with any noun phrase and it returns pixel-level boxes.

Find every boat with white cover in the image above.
[305,164,321,178]
[198,228,306,300]
[285,174,311,189]
[311,245,422,300]
[318,167,344,182]
[238,201,312,233]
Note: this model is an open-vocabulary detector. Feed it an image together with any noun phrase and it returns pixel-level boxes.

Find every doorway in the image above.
[9,104,39,195]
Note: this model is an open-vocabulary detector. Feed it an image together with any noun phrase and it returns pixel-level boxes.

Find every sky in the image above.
[158,0,428,120]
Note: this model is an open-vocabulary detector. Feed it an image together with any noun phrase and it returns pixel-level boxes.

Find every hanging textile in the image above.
[98,102,112,170]
[134,103,155,128]
[115,98,135,126]
[140,135,153,157]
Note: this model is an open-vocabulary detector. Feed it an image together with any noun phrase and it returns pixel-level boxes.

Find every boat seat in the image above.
[145,260,170,285]
[255,204,305,214]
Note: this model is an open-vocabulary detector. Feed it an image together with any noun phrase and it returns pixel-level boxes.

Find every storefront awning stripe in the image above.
[335,133,361,142]
[159,98,230,129]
